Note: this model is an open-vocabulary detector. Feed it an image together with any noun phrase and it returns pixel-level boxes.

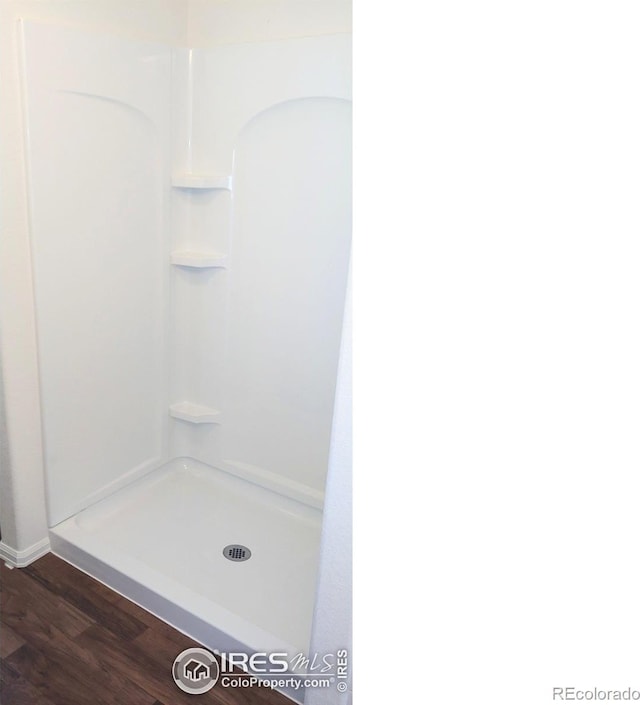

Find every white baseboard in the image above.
[0,536,50,568]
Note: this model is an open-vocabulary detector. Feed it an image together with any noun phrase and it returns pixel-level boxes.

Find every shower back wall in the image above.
[170,40,352,503]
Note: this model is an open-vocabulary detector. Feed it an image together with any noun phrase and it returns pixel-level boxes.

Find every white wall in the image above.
[0,0,187,558]
[305,268,352,705]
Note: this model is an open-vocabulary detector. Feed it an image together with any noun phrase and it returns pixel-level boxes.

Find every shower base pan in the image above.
[49,457,322,682]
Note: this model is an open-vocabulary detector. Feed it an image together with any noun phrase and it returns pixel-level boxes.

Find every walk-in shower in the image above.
[18,19,351,702]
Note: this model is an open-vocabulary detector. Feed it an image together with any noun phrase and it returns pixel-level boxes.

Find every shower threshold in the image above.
[49,457,322,673]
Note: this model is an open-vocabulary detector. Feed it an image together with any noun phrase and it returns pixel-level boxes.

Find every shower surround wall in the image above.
[0,0,189,570]
[18,18,351,696]
[169,41,352,506]
[22,22,173,526]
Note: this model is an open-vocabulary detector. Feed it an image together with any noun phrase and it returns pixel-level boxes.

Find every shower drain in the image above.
[223,544,252,562]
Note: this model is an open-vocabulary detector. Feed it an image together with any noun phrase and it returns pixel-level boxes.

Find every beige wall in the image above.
[188,0,351,46]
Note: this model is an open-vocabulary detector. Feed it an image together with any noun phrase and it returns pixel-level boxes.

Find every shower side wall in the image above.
[20,21,173,527]
[0,1,187,561]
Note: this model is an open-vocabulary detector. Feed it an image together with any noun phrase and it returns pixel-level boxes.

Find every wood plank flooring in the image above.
[0,554,293,705]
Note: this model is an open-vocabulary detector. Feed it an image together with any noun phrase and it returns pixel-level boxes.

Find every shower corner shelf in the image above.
[169,402,222,424]
[170,251,228,268]
[171,173,232,190]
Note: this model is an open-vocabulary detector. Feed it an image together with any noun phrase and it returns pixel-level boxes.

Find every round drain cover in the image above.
[223,544,251,562]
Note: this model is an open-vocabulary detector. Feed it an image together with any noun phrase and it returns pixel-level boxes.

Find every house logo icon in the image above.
[172,648,219,694]
[184,658,210,682]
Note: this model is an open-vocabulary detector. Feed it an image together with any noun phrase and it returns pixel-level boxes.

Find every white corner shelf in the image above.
[170,251,228,268]
[171,173,232,190]
[169,402,221,424]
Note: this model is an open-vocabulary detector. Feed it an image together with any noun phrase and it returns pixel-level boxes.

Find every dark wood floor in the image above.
[0,553,292,705]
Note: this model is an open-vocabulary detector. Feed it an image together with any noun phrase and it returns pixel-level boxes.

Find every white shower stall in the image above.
[9,14,351,701]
